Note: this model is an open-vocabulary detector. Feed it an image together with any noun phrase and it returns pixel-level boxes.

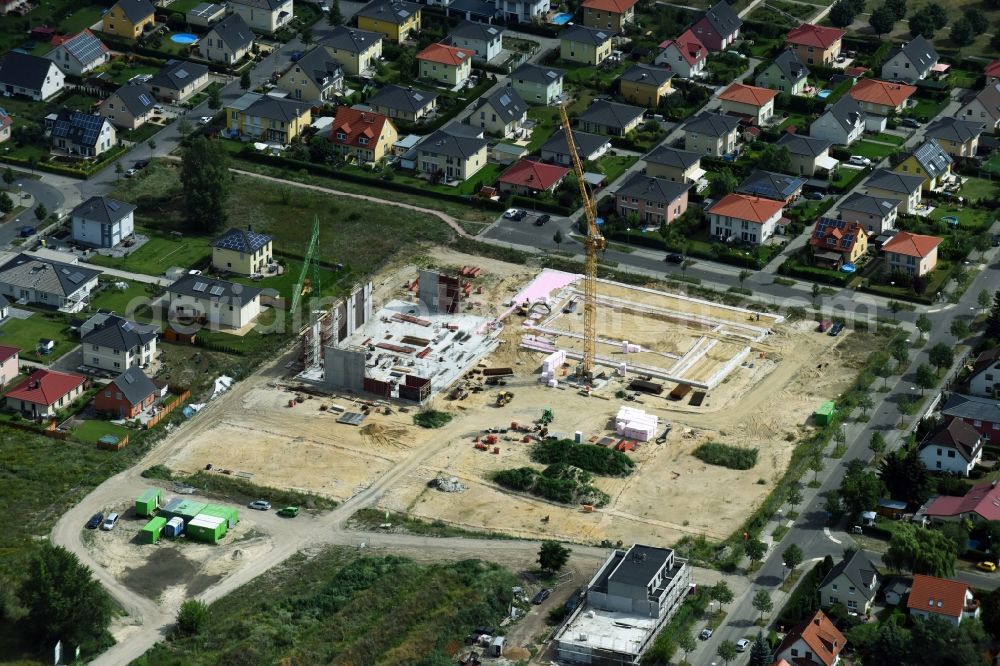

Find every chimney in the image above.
[813,616,821,626]
[247,224,252,231]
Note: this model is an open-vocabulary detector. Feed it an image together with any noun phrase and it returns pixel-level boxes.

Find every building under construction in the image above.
[299,282,374,371]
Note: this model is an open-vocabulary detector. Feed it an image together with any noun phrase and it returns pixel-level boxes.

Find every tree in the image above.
[891,342,909,369]
[925,1,948,23]
[0,192,12,215]
[974,234,991,261]
[895,394,914,425]
[787,484,803,510]
[176,599,209,635]
[553,229,564,248]
[879,448,931,504]
[709,168,738,199]
[300,25,313,43]
[208,86,221,110]
[147,138,156,156]
[884,521,957,577]
[884,0,907,20]
[950,318,970,340]
[840,459,886,517]
[915,313,932,339]
[677,631,697,663]
[877,361,893,389]
[783,543,804,577]
[809,448,824,484]
[240,70,252,91]
[17,544,113,651]
[538,540,570,574]
[176,116,193,135]
[115,161,123,179]
[811,282,821,306]
[327,0,343,25]
[858,393,874,417]
[830,0,857,27]
[981,587,1000,640]
[745,538,767,566]
[869,5,896,36]
[915,363,937,394]
[869,432,887,460]
[180,136,230,232]
[908,614,990,666]
[963,6,987,26]
[2,166,14,190]
[758,145,792,173]
[710,581,735,609]
[752,589,773,621]
[928,342,954,374]
[950,17,975,46]
[33,202,46,221]
[748,632,772,666]
[981,288,995,316]
[738,269,752,289]
[717,640,738,665]
[909,9,939,38]
[888,299,902,322]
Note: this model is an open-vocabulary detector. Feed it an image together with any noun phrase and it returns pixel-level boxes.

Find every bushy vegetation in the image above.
[413,410,453,429]
[153,469,339,511]
[530,440,635,477]
[493,464,610,507]
[693,442,759,470]
[777,556,833,626]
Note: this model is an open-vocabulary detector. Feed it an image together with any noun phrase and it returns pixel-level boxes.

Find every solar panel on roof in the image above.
[66,32,106,66]
[499,94,510,107]
[412,92,423,101]
[123,373,135,384]
[138,93,151,106]
[192,281,208,292]
[209,285,225,296]
[68,272,85,285]
[176,69,189,79]
[107,201,119,211]
[546,70,557,79]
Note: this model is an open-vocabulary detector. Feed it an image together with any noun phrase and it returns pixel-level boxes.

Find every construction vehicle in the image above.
[496,390,513,407]
[537,408,554,425]
[559,103,605,382]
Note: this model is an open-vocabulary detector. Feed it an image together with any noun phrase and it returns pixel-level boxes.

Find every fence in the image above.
[2,418,70,441]
[145,388,192,430]
[97,434,130,451]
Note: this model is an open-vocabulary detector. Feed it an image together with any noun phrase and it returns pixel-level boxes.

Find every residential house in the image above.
[148,60,210,103]
[808,217,868,268]
[0,108,10,144]
[226,92,311,143]
[45,30,110,76]
[511,62,564,105]
[187,2,227,27]
[918,418,984,475]
[367,84,438,122]
[321,26,382,76]
[49,110,116,157]
[167,273,263,329]
[655,30,707,79]
[755,48,809,95]
[837,192,899,234]
[211,226,274,275]
[539,129,610,166]
[330,106,398,161]
[707,193,784,245]
[415,128,488,181]
[907,575,980,626]
[968,349,1000,398]
[893,139,953,190]
[0,254,99,312]
[884,579,912,606]
[559,25,613,66]
[445,21,502,63]
[644,146,704,183]
[718,82,777,125]
[987,59,1000,85]
[496,0,548,23]
[355,0,422,43]
[775,611,846,666]
[682,112,740,156]
[958,82,1000,132]
[818,551,879,615]
[497,159,569,196]
[71,196,135,249]
[690,0,741,52]
[5,369,85,419]
[276,46,344,101]
[619,64,673,107]
[848,79,916,116]
[469,86,526,137]
[229,0,292,34]
[417,43,474,86]
[881,35,939,82]
[863,169,923,214]
[81,314,158,373]
[777,133,836,176]
[100,82,157,131]
[615,173,690,225]
[923,481,1000,524]
[94,366,157,419]
[0,52,65,101]
[0,346,18,389]
[785,23,845,65]
[102,0,155,39]
[882,230,942,277]
[197,13,255,65]
[924,117,984,158]
[810,97,865,146]
[737,169,805,203]
[581,0,637,32]
[577,99,644,137]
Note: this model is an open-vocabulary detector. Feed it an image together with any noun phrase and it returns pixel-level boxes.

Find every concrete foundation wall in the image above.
[324,345,366,390]
[418,269,439,312]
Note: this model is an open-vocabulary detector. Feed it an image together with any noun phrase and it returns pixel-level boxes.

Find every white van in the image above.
[101,513,119,531]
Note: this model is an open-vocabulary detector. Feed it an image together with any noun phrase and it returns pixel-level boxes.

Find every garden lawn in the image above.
[89,279,158,317]
[59,5,105,33]
[934,203,992,233]
[904,96,949,122]
[0,314,73,362]
[870,132,905,146]
[595,155,638,183]
[778,113,811,132]
[164,0,203,12]
[87,233,211,277]
[849,140,897,161]
[72,420,132,444]
[958,176,998,203]
[103,64,161,87]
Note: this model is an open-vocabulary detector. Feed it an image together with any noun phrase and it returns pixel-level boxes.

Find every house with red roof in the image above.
[417,43,474,86]
[808,218,868,268]
[498,159,569,196]
[718,82,777,125]
[774,610,846,666]
[0,345,18,389]
[581,0,637,32]
[5,368,85,419]
[707,193,785,246]
[986,59,1000,85]
[330,106,398,162]
[785,23,845,65]
[848,79,917,115]
[655,30,707,80]
[923,481,1000,524]
[907,574,980,626]
[882,231,941,277]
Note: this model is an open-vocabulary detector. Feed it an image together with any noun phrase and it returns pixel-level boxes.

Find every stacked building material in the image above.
[541,349,567,384]
[615,406,658,442]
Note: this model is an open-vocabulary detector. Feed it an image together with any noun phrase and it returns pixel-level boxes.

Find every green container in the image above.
[135,488,164,517]
[186,514,226,544]
[161,498,208,523]
[200,504,239,530]
[140,517,167,544]
[814,401,836,426]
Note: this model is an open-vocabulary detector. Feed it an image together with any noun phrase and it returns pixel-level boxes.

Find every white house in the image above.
[445,20,502,63]
[655,30,707,79]
[45,30,110,76]
[510,62,564,105]
[229,0,293,34]
[497,0,549,23]
[918,419,983,476]
[775,611,846,666]
[71,196,136,248]
[968,348,1000,398]
[706,193,784,246]
[0,52,66,101]
[881,35,939,82]
[49,110,117,157]
[818,551,880,616]
[81,314,158,373]
[907,575,980,626]
[810,97,865,146]
[167,273,263,329]
[0,253,100,313]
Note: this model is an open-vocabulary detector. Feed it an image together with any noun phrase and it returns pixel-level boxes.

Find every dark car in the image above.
[829,322,845,336]
[900,117,921,129]
[18,226,36,237]
[85,513,103,529]
[532,588,551,605]
[804,191,825,201]
[134,159,150,170]
[290,51,304,61]
[534,214,551,226]
[993,234,1000,247]
[665,253,684,264]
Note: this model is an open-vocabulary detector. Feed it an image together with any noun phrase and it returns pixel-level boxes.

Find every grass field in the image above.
[958,176,999,203]
[60,5,105,33]
[0,314,73,362]
[849,140,897,161]
[89,279,160,317]
[72,420,133,444]
[87,232,212,276]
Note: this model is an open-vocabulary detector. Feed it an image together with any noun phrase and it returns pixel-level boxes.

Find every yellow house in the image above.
[329,106,398,162]
[893,139,954,191]
[356,0,421,43]
[808,219,868,267]
[560,24,613,65]
[619,64,673,107]
[924,118,984,159]
[212,227,274,276]
[323,25,383,76]
[582,0,637,32]
[417,43,473,87]
[226,92,312,144]
[102,0,156,39]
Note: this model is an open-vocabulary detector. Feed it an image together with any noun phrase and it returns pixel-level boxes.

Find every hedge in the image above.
[692,442,759,470]
[509,194,573,215]
[777,558,833,626]
[778,255,853,287]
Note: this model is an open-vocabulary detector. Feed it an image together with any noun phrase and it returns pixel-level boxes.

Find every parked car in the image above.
[199,116,213,125]
[534,214,551,226]
[991,234,1000,247]
[134,159,150,170]
[848,155,872,167]
[277,506,299,517]
[665,253,684,264]
[248,499,271,510]
[503,208,527,220]
[124,168,138,178]
[699,628,713,640]
[817,319,832,333]
[152,104,164,113]
[101,512,119,531]
[736,638,751,652]
[86,513,103,529]
[804,191,825,201]
[900,117,921,129]
[18,226,36,237]
[977,561,997,572]
[532,588,551,605]
[829,322,845,336]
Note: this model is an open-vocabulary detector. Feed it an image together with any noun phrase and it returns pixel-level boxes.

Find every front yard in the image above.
[88,232,212,277]
[0,314,73,362]
[88,279,160,318]
[848,140,898,161]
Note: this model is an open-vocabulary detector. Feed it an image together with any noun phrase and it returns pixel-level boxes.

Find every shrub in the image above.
[530,439,635,477]
[175,599,209,636]
[413,410,452,428]
[693,442,759,470]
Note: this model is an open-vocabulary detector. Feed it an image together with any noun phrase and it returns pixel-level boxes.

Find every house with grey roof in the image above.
[894,138,953,191]
[356,0,422,41]
[919,418,984,476]
[690,0,741,51]
[94,366,158,419]
[198,13,255,64]
[148,60,210,103]
[212,226,274,275]
[415,128,489,181]
[818,551,880,615]
[81,314,158,373]
[276,45,344,102]
[446,20,503,62]
[167,274,263,329]
[468,86,526,137]
[941,393,1000,443]
[882,34,939,82]
[100,82,157,130]
[0,253,100,313]
[496,0,549,24]
[511,62,564,106]
[560,25,613,65]
[45,30,110,77]
[71,196,136,248]
[186,2,227,27]
[540,129,610,166]
[863,168,923,213]
[958,82,1000,132]
[577,99,644,137]
[321,26,383,76]
[810,96,865,146]
[644,146,704,184]
[368,84,438,122]
[682,112,739,156]
[49,110,117,157]
[225,92,311,142]
[230,0,293,34]
[924,117,985,158]
[619,63,674,106]
[0,51,65,101]
[755,48,809,95]
[776,133,836,176]
[615,174,691,226]
[837,191,900,234]
[736,169,805,203]
[444,0,500,23]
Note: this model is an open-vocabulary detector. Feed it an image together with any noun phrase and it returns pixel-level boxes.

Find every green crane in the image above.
[291,216,320,315]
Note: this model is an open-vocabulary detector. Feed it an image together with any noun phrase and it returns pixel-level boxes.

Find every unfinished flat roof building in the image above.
[556,544,691,665]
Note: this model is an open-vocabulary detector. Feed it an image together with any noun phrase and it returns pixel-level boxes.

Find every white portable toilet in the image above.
[490,636,505,657]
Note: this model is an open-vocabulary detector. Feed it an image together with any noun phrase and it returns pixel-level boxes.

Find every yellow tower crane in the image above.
[558,103,605,380]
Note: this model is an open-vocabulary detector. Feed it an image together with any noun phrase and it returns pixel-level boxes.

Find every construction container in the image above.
[160,498,208,524]
[135,488,163,517]
[140,516,167,544]
[574,431,582,443]
[814,401,836,426]
[186,514,226,544]
[164,516,185,538]
[200,504,239,529]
